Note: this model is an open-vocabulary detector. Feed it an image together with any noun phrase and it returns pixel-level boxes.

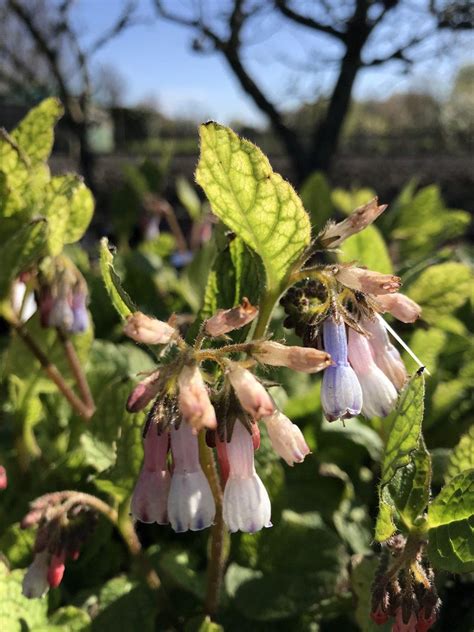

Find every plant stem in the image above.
[199,432,228,617]
[14,324,94,419]
[56,329,96,414]
[253,287,281,339]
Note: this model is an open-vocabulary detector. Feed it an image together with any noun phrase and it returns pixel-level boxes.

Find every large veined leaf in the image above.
[196,122,311,291]
[11,97,63,165]
[427,470,474,573]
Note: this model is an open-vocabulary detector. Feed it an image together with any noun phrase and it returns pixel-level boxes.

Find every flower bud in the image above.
[223,421,272,533]
[253,341,331,373]
[47,551,66,588]
[363,316,407,390]
[178,365,217,432]
[370,604,389,625]
[348,328,398,418]
[38,287,54,328]
[131,428,170,524]
[70,290,89,333]
[227,365,274,420]
[336,266,401,295]
[22,551,50,599]
[124,312,177,345]
[12,280,37,322]
[393,608,417,632]
[126,371,161,412]
[321,318,362,421]
[49,296,74,330]
[263,411,310,466]
[375,293,422,323]
[319,197,387,248]
[205,298,258,337]
[168,423,215,532]
[0,465,7,490]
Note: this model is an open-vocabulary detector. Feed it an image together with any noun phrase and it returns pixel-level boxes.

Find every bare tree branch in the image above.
[275,0,347,41]
[87,0,144,56]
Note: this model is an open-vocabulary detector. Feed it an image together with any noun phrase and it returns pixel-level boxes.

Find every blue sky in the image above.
[70,0,473,125]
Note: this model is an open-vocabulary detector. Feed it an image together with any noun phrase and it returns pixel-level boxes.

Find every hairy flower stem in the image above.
[56,329,96,415]
[198,431,228,617]
[13,324,94,419]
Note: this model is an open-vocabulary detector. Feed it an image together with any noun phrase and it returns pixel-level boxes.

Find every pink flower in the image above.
[375,293,422,323]
[252,341,331,373]
[363,316,407,390]
[319,197,387,248]
[47,551,66,588]
[336,266,401,295]
[126,371,161,412]
[227,365,274,420]
[205,298,258,337]
[131,428,170,524]
[223,421,272,533]
[168,423,215,532]
[393,608,417,632]
[263,411,310,466]
[124,312,177,345]
[178,365,217,432]
[0,465,7,490]
[348,328,398,418]
[22,551,50,598]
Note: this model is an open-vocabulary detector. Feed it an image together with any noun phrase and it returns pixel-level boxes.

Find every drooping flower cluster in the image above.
[125,300,330,534]
[370,536,441,632]
[281,197,422,422]
[21,492,97,598]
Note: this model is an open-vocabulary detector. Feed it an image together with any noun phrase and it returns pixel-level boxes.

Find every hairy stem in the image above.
[56,329,96,414]
[14,324,94,419]
[199,432,228,617]
[253,287,282,340]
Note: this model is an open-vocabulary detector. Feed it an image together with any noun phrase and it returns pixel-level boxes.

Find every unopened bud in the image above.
[124,312,177,345]
[47,551,66,588]
[263,411,310,466]
[375,293,422,323]
[178,365,217,432]
[205,298,258,337]
[253,340,331,373]
[336,266,401,295]
[126,371,161,412]
[0,465,7,490]
[22,551,50,599]
[227,365,275,420]
[319,197,387,248]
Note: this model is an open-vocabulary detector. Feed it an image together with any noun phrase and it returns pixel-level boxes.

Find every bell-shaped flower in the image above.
[168,423,215,532]
[22,551,50,599]
[375,293,421,323]
[319,197,387,248]
[363,315,407,390]
[124,312,177,345]
[348,327,398,418]
[131,427,170,524]
[47,551,66,588]
[227,365,274,420]
[263,410,310,466]
[205,298,258,337]
[336,266,401,295]
[126,371,161,412]
[12,280,37,322]
[393,608,418,632]
[253,341,331,373]
[178,365,217,432]
[223,421,271,533]
[321,317,362,421]
[49,296,74,331]
[70,290,89,333]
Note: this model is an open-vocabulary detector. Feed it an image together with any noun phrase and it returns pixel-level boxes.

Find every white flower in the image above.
[167,423,215,532]
[223,421,272,533]
[22,551,50,599]
[363,316,407,390]
[178,365,217,432]
[263,410,310,466]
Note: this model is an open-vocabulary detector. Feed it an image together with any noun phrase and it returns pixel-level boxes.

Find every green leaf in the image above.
[380,373,425,486]
[338,224,393,274]
[11,97,63,165]
[37,607,91,632]
[427,470,474,573]
[0,562,49,632]
[404,328,447,375]
[176,175,202,220]
[300,171,333,230]
[99,237,136,320]
[196,122,311,290]
[446,427,474,482]
[374,498,397,541]
[0,218,47,298]
[0,523,35,567]
[407,262,472,324]
[184,615,223,632]
[156,549,206,599]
